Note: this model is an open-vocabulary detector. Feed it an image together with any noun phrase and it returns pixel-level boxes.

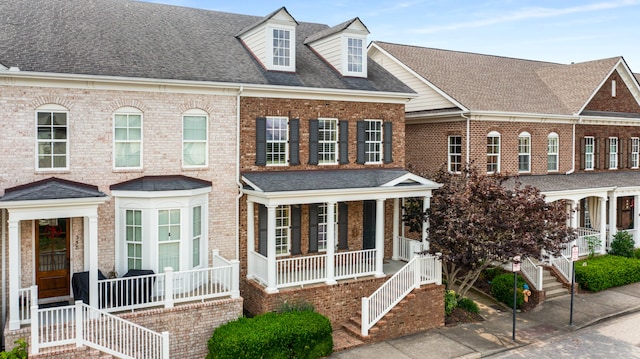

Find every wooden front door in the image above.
[36,218,70,298]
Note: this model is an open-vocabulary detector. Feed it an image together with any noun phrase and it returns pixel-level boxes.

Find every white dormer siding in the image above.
[237,8,297,72]
[306,18,369,78]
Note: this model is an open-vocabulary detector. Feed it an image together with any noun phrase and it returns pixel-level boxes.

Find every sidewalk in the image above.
[330,281,640,358]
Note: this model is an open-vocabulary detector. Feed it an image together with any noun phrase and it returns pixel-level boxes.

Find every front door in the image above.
[36,218,70,298]
[362,201,376,250]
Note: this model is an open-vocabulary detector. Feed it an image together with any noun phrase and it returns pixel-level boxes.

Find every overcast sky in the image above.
[141,0,640,72]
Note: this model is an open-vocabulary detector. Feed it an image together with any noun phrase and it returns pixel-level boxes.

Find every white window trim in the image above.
[318,203,338,252]
[487,131,501,174]
[365,119,383,165]
[266,25,296,72]
[113,107,143,170]
[266,116,289,167]
[547,132,559,172]
[585,136,595,171]
[35,104,69,172]
[275,205,291,257]
[609,137,618,170]
[518,132,531,173]
[631,137,639,169]
[319,118,338,165]
[342,35,367,77]
[182,109,209,168]
[448,135,462,174]
[125,209,143,271]
[191,205,203,268]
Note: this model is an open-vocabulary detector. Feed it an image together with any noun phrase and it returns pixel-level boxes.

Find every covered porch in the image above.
[241,169,441,293]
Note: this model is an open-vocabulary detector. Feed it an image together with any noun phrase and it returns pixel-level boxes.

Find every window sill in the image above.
[112,168,144,173]
[35,169,70,174]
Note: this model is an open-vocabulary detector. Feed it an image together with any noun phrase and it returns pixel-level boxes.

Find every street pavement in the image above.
[330,282,640,358]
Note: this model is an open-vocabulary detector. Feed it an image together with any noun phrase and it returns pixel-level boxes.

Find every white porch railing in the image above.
[335,249,376,280]
[549,255,572,282]
[520,257,543,290]
[398,236,427,262]
[248,251,268,285]
[18,286,35,324]
[29,300,169,358]
[563,227,603,257]
[277,254,327,287]
[361,254,441,336]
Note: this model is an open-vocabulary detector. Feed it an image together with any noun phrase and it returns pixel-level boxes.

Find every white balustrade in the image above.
[277,254,327,286]
[520,257,543,290]
[248,251,268,285]
[335,249,376,280]
[549,255,572,282]
[398,237,426,261]
[18,286,36,324]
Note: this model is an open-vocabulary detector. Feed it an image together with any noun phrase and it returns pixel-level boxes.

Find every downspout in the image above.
[1,209,6,349]
[461,112,470,166]
[565,119,577,175]
[235,86,244,260]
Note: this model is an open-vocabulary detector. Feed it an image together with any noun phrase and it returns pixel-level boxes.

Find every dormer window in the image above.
[272,28,291,67]
[347,37,363,73]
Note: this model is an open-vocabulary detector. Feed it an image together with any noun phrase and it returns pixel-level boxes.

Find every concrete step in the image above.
[546,287,569,298]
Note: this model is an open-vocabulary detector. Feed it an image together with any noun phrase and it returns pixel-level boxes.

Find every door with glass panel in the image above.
[36,218,70,298]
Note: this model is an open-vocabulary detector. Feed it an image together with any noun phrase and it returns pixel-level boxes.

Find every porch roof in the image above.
[0,177,107,202]
[242,168,441,205]
[516,171,640,199]
[110,175,212,191]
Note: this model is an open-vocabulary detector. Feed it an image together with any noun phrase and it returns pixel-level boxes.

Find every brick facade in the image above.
[584,71,640,113]
[575,124,640,172]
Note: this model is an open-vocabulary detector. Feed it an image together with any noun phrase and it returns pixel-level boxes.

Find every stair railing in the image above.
[520,257,544,290]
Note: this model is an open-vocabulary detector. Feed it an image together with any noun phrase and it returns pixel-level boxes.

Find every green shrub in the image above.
[634,248,640,259]
[575,255,640,292]
[483,266,506,282]
[444,289,457,316]
[456,297,479,314]
[609,231,635,258]
[491,273,526,309]
[207,310,332,359]
[0,339,28,359]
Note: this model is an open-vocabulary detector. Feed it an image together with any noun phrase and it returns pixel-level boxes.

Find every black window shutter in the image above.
[309,120,319,165]
[580,138,585,170]
[339,121,349,164]
[628,138,632,168]
[255,117,267,166]
[605,138,610,169]
[258,204,267,256]
[595,139,600,169]
[338,202,348,250]
[308,204,319,253]
[289,118,300,165]
[383,122,393,163]
[356,121,366,164]
[291,205,301,255]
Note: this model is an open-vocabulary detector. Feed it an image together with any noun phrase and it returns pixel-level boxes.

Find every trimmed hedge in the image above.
[206,310,332,359]
[575,255,640,292]
[491,273,526,309]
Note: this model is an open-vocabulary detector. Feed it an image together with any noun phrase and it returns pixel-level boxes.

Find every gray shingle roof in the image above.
[110,175,211,192]
[0,177,106,202]
[516,172,640,193]
[0,0,411,93]
[304,18,367,44]
[243,169,417,192]
[374,41,623,115]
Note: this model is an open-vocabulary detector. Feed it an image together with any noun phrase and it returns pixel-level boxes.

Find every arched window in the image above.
[518,132,531,173]
[486,131,500,173]
[547,132,559,172]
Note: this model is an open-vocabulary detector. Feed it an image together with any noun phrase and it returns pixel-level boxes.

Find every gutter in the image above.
[565,119,577,175]
[235,86,244,261]
[461,112,471,167]
[1,209,6,349]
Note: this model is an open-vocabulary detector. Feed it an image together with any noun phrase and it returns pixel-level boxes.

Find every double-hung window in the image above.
[448,135,462,173]
[114,109,142,169]
[192,206,202,267]
[347,38,363,73]
[266,116,289,166]
[486,132,500,173]
[125,210,143,271]
[547,133,559,172]
[319,118,338,164]
[365,119,382,163]
[631,138,639,169]
[518,132,531,173]
[585,137,595,170]
[36,108,68,170]
[158,209,181,271]
[318,203,338,252]
[609,137,619,169]
[275,205,290,256]
[183,110,208,167]
[272,28,291,67]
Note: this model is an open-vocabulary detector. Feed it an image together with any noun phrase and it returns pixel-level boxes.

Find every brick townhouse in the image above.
[370,41,640,291]
[0,1,445,357]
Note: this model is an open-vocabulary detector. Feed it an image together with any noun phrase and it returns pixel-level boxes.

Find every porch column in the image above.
[375,199,385,278]
[8,218,20,330]
[422,196,430,244]
[265,205,278,293]
[325,201,337,285]
[634,195,640,247]
[246,201,255,279]
[88,215,99,309]
[569,200,578,229]
[600,197,607,251]
[609,192,617,240]
[392,198,400,261]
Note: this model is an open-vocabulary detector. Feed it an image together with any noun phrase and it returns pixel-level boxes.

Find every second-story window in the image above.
[547,132,559,172]
[486,131,500,173]
[608,137,619,169]
[183,110,208,167]
[272,28,291,67]
[319,118,338,164]
[448,135,462,173]
[36,107,69,170]
[631,137,639,169]
[518,132,531,173]
[114,110,142,169]
[584,136,595,170]
[266,116,289,166]
[365,119,382,163]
